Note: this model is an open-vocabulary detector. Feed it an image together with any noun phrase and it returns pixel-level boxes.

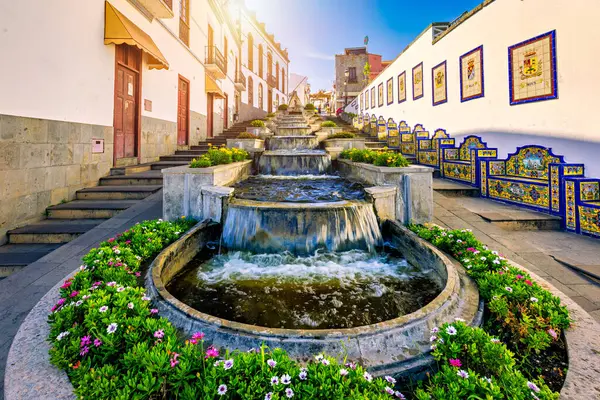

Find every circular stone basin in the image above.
[166,249,441,330]
[232,175,366,203]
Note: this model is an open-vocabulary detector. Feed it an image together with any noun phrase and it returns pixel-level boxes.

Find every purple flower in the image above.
[547,328,558,340]
[170,353,179,368]
[80,336,91,347]
[265,393,273,400]
[385,387,394,395]
[321,359,330,366]
[446,325,457,335]
[153,329,164,339]
[280,374,291,384]
[395,392,406,399]
[150,308,159,314]
[344,361,356,370]
[527,381,540,393]
[223,359,234,370]
[363,371,373,382]
[79,346,89,356]
[107,323,118,334]
[285,388,294,398]
[457,370,469,379]
[339,368,348,376]
[270,376,279,386]
[385,375,396,384]
[217,384,227,396]
[267,359,277,368]
[299,370,307,380]
[94,338,102,347]
[99,306,108,313]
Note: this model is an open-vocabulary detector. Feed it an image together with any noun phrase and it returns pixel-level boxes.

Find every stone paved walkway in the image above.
[433,189,600,322]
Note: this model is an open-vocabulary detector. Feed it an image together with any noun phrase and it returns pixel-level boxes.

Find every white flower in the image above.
[505,286,513,293]
[492,251,498,255]
[482,376,492,384]
[127,302,134,309]
[456,239,462,243]
[315,354,324,361]
[446,325,457,335]
[82,295,90,300]
[457,369,469,379]
[270,376,279,386]
[99,306,108,313]
[339,368,348,376]
[79,265,86,271]
[214,360,223,367]
[175,231,181,235]
[438,338,444,344]
[493,258,501,265]
[285,388,294,398]
[448,234,453,238]
[223,359,234,370]
[321,359,330,366]
[530,297,539,303]
[217,384,227,396]
[117,287,125,292]
[75,300,83,307]
[462,258,470,263]
[430,344,437,350]
[465,264,471,269]
[114,249,121,255]
[56,331,70,341]
[280,374,291,384]
[395,392,407,399]
[107,281,116,287]
[430,327,439,334]
[265,393,273,400]
[473,250,480,255]
[298,370,307,380]
[267,359,277,368]
[430,335,437,342]
[107,322,118,334]
[385,375,396,384]
[363,371,373,382]
[142,296,151,301]
[490,338,501,344]
[454,318,465,322]
[480,256,487,261]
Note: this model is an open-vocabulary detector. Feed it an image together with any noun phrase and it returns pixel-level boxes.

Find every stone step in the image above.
[99,171,163,186]
[151,161,190,170]
[7,219,105,243]
[176,150,208,155]
[160,154,196,162]
[76,185,162,200]
[433,178,480,197]
[109,163,153,176]
[46,200,137,219]
[476,210,562,231]
[0,243,63,277]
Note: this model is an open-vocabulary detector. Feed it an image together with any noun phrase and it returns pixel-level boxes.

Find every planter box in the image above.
[226,138,265,153]
[163,160,252,221]
[338,159,433,224]
[318,126,344,135]
[247,126,272,139]
[322,138,365,150]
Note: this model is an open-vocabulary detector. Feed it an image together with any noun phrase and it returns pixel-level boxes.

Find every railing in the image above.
[205,46,226,76]
[235,70,247,88]
[267,73,277,88]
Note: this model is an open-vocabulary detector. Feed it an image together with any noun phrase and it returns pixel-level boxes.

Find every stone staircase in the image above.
[326,116,391,151]
[0,124,255,279]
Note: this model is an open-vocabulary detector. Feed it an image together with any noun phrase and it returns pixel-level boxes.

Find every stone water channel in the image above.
[153,111,481,377]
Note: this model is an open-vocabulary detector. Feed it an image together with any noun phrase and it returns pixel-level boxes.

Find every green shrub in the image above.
[278,104,288,111]
[189,156,212,168]
[340,148,410,167]
[328,132,356,139]
[237,132,260,139]
[321,121,337,128]
[250,119,265,127]
[266,112,275,118]
[304,103,316,110]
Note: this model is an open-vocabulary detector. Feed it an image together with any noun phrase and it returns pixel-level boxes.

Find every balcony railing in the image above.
[267,73,277,88]
[235,70,247,90]
[205,46,226,79]
[179,20,189,47]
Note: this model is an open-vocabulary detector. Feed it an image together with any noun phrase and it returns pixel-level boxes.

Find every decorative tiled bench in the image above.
[441,135,498,188]
[369,115,377,138]
[361,113,371,135]
[480,145,584,216]
[564,177,600,237]
[417,129,454,170]
[399,123,423,158]
[377,116,387,141]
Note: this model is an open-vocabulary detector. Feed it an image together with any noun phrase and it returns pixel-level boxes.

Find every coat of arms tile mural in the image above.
[460,45,484,102]
[370,87,376,108]
[378,83,384,107]
[509,30,558,105]
[387,77,393,105]
[397,71,406,103]
[412,62,423,100]
[432,61,447,105]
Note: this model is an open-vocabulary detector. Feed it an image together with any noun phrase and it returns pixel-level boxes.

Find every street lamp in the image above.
[344,68,349,108]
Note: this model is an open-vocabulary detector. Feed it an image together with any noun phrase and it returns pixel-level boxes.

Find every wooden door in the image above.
[223,94,228,130]
[207,94,214,138]
[177,76,189,145]
[114,44,140,161]
[268,89,273,113]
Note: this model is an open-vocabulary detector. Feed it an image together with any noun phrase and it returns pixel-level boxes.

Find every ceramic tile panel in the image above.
[398,71,407,103]
[432,61,447,106]
[412,62,424,100]
[460,45,485,102]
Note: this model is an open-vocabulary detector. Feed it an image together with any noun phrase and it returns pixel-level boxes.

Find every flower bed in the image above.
[409,224,569,399]
[340,148,410,168]
[190,146,249,168]
[47,219,402,399]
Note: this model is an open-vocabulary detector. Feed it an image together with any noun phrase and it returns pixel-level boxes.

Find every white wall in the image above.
[360,0,600,177]
[289,73,309,105]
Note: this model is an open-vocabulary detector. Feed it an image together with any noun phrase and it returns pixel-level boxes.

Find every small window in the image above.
[348,67,357,83]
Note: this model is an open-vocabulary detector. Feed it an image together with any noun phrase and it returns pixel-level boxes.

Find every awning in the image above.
[205,74,225,98]
[104,1,169,70]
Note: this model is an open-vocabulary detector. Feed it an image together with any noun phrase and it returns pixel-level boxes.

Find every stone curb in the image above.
[4,216,600,398]
[4,190,164,400]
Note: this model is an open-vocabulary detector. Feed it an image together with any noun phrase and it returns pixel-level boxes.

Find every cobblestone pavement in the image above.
[433,191,600,323]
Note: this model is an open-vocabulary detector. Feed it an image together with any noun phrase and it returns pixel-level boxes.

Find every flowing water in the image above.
[258,150,332,175]
[167,248,442,329]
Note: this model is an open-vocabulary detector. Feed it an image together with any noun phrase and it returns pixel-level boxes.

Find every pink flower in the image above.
[135,272,141,277]
[190,332,205,345]
[80,336,91,347]
[547,328,558,340]
[125,240,131,245]
[516,274,524,280]
[153,329,164,339]
[170,353,179,368]
[94,338,102,347]
[205,346,219,358]
[79,346,89,356]
[150,308,159,314]
[69,291,79,298]
[449,358,462,367]
[107,238,115,243]
[466,247,476,253]
[60,281,72,289]
[498,271,505,275]
[525,280,533,286]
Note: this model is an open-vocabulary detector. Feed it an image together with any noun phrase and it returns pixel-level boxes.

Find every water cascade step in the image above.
[222,199,382,255]
[258,150,332,175]
[268,136,319,150]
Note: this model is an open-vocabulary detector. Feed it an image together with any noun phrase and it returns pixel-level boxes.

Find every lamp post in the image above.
[344,68,349,108]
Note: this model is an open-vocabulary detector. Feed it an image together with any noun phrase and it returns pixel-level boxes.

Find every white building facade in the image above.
[289,73,311,106]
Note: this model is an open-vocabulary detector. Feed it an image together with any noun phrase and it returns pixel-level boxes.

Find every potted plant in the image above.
[319,120,344,135]
[247,119,266,136]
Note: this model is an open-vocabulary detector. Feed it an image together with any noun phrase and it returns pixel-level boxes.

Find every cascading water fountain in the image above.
[150,101,481,378]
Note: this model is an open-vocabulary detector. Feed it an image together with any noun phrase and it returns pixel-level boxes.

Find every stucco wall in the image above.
[359,0,600,177]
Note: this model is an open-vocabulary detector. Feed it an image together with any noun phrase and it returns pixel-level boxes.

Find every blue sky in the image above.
[245,0,484,92]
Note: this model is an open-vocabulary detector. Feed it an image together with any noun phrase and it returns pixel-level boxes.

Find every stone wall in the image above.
[239,102,267,123]
[190,111,207,145]
[0,114,113,244]
[140,116,177,164]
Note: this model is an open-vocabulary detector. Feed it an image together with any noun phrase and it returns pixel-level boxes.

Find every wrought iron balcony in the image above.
[205,46,226,79]
[267,73,277,88]
[235,70,246,91]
